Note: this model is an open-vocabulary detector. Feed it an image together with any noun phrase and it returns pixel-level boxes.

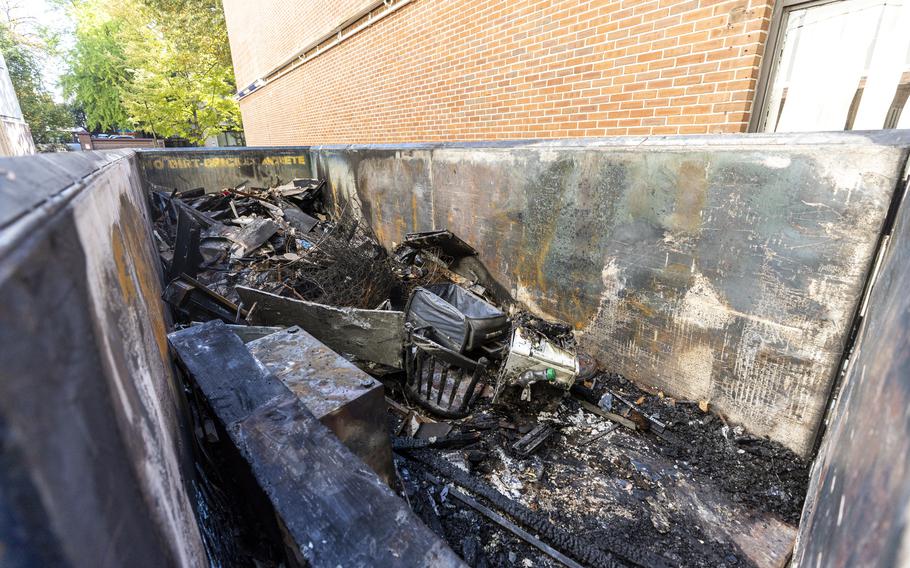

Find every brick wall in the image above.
[223,0,773,145]
[225,0,375,89]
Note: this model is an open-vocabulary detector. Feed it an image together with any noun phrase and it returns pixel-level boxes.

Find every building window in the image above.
[753,0,910,132]
[216,131,246,147]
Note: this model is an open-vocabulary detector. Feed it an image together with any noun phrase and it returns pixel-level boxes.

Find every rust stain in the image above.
[372,200,387,245]
[393,209,407,244]
[534,237,553,294]
[110,200,170,360]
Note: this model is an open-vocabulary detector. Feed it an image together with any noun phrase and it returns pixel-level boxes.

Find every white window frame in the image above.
[749,0,853,132]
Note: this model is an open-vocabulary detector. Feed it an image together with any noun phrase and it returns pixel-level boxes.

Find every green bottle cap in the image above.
[545,368,556,381]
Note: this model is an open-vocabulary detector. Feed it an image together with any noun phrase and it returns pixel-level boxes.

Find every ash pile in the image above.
[153,179,809,568]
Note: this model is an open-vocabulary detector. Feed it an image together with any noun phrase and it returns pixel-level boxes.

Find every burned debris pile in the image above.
[153,179,809,568]
[152,178,395,315]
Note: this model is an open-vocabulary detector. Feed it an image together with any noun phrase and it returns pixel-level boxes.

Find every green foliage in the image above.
[62,0,241,144]
[61,14,132,132]
[0,23,72,143]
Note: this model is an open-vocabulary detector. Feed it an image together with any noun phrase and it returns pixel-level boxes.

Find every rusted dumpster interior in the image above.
[1,131,908,568]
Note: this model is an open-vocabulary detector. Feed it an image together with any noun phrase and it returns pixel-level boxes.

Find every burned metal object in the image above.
[598,392,614,412]
[404,332,489,418]
[246,326,393,484]
[391,432,481,450]
[168,321,462,567]
[405,283,508,353]
[171,195,220,228]
[415,421,453,439]
[228,217,278,259]
[612,391,667,434]
[395,229,515,309]
[275,178,325,213]
[237,286,405,368]
[175,186,205,199]
[512,423,554,457]
[151,178,395,310]
[163,274,248,324]
[167,206,203,280]
[495,327,579,401]
[402,230,478,259]
[282,207,318,233]
[394,230,477,270]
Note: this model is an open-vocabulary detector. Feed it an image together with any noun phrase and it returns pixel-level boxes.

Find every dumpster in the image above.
[1,131,909,567]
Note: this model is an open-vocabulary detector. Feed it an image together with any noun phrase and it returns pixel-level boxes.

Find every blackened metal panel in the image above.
[168,321,464,568]
[308,147,435,247]
[0,150,132,229]
[0,155,206,566]
[246,326,393,484]
[310,132,910,456]
[237,286,405,368]
[793,173,910,567]
[137,147,312,192]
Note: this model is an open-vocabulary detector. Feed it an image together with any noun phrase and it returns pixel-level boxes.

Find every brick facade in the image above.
[223,0,773,145]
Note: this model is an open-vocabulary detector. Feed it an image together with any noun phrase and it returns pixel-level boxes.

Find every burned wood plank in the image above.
[167,321,463,568]
[236,286,405,368]
[448,486,585,568]
[577,399,638,431]
[511,423,554,456]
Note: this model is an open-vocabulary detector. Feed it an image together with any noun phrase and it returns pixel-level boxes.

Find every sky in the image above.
[4,0,72,101]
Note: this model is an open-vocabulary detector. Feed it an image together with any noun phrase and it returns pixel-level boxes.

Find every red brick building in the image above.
[222,0,910,145]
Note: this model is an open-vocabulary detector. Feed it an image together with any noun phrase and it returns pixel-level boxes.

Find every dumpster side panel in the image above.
[307,133,909,457]
[793,176,910,567]
[138,147,311,191]
[133,133,909,457]
[0,153,206,566]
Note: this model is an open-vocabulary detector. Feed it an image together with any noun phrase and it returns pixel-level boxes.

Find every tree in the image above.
[62,0,241,144]
[61,14,132,132]
[0,22,72,143]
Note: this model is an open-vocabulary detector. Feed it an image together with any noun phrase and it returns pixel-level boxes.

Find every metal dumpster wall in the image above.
[792,171,910,567]
[136,132,910,459]
[0,151,206,567]
[311,133,910,458]
[138,147,312,190]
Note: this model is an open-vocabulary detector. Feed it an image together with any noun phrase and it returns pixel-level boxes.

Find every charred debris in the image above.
[152,180,809,568]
